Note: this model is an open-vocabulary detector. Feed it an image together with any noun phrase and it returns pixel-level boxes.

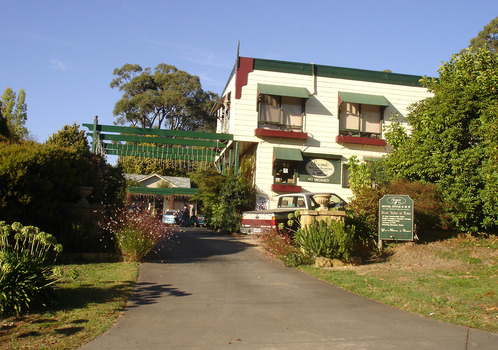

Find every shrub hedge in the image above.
[293,219,356,261]
[0,141,125,251]
[346,179,450,241]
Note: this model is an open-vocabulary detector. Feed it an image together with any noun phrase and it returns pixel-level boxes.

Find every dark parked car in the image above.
[196,215,205,227]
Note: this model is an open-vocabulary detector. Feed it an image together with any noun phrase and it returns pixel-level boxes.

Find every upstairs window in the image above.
[260,95,303,130]
[340,103,382,138]
[338,92,389,139]
[258,84,309,132]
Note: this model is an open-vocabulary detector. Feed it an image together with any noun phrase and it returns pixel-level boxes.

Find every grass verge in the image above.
[299,234,497,333]
[0,262,138,349]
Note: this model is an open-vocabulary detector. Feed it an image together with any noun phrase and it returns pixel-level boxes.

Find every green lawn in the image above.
[0,262,138,350]
[300,234,498,332]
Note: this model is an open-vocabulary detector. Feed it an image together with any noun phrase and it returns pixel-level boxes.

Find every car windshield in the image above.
[165,211,176,216]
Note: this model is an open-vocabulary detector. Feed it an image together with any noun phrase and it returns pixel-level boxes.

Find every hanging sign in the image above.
[378,195,414,241]
[298,156,341,184]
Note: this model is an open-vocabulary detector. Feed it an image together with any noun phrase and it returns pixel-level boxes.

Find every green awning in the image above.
[273,147,303,161]
[258,84,310,99]
[338,91,389,106]
[302,153,342,160]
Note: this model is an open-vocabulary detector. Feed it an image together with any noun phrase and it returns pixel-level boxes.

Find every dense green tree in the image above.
[463,16,498,54]
[45,124,127,208]
[1,87,28,140]
[190,156,256,232]
[45,123,90,154]
[110,63,218,176]
[110,63,217,131]
[385,48,498,231]
[190,167,226,219]
[0,107,11,139]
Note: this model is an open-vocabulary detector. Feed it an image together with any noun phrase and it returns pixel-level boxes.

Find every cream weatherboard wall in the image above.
[216,57,432,209]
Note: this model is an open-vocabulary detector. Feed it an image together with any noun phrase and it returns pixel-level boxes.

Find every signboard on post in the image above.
[378,195,414,248]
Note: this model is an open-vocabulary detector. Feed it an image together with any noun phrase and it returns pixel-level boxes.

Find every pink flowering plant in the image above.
[102,205,171,262]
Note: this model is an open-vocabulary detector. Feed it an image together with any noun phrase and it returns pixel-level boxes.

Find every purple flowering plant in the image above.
[101,205,173,262]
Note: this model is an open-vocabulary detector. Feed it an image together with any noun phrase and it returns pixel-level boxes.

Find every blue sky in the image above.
[1,0,496,142]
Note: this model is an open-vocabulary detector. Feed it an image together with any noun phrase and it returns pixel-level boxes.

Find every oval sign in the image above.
[386,196,407,205]
[305,159,335,178]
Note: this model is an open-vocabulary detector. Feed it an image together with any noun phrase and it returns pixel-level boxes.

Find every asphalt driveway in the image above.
[80,228,497,349]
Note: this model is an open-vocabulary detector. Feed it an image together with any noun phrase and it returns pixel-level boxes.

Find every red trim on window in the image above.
[336,135,387,146]
[271,184,302,193]
[235,57,254,99]
[255,128,308,140]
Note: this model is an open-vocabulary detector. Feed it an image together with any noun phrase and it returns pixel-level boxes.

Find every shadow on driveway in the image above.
[146,228,251,264]
[128,282,192,308]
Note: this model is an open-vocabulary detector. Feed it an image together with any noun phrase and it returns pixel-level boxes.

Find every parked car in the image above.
[163,210,178,226]
[240,192,346,234]
[196,215,205,227]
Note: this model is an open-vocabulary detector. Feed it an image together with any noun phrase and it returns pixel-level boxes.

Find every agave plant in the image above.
[0,221,62,316]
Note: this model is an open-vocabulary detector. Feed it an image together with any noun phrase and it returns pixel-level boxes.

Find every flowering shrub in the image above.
[256,229,313,267]
[102,206,172,262]
[0,221,63,316]
[257,230,296,261]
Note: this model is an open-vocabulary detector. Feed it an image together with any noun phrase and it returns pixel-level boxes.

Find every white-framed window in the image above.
[340,102,383,138]
[259,95,304,131]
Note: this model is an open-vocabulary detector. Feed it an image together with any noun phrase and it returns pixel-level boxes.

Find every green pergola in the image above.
[83,117,233,163]
[83,117,237,196]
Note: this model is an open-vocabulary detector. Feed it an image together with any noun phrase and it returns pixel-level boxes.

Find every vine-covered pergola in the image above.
[83,116,238,197]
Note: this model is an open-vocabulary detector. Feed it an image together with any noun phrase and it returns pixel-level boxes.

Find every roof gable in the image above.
[124,173,191,188]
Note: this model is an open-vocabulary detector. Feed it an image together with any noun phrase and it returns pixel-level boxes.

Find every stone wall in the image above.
[299,209,346,227]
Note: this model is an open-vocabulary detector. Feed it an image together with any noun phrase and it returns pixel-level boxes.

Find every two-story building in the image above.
[213,56,431,209]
